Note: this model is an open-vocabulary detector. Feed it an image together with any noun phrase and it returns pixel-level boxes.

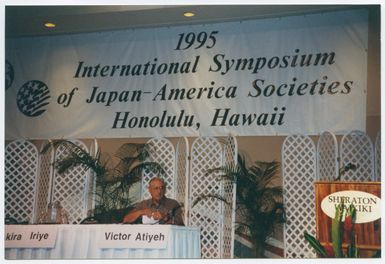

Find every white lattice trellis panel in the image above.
[282,135,317,258]
[189,137,223,259]
[375,131,381,181]
[86,139,98,216]
[340,130,374,181]
[35,141,55,223]
[142,138,176,200]
[222,135,237,259]
[51,139,91,224]
[317,131,338,181]
[175,137,189,224]
[5,140,39,223]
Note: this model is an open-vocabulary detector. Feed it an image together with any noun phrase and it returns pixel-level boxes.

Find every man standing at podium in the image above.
[123,177,184,225]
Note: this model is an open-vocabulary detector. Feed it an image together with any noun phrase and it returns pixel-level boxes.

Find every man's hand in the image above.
[123,208,152,224]
[151,210,165,220]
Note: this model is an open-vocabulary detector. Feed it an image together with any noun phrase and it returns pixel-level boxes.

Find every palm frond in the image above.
[206,164,240,183]
[202,153,285,257]
[41,140,106,176]
[44,140,164,217]
[192,194,229,208]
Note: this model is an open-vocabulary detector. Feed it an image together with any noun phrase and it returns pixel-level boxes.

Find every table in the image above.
[5,224,201,259]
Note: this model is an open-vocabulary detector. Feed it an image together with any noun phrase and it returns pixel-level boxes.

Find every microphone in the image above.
[336,162,359,181]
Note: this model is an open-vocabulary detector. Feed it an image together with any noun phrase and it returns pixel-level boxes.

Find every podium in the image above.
[315,181,381,257]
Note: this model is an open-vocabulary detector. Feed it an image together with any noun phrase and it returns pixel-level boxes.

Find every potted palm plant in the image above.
[194,154,285,257]
[41,140,164,223]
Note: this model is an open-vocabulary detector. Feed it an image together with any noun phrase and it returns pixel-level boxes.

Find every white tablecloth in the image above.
[5,224,201,259]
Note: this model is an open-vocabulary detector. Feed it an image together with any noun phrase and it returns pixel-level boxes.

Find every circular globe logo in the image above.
[17,80,51,117]
[5,60,14,90]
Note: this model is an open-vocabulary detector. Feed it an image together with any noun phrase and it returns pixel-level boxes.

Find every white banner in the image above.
[5,9,368,139]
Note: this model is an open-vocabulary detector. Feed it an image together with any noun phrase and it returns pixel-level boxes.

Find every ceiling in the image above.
[5,4,368,38]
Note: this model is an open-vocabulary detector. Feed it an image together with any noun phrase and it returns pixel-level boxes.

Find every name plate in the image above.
[98,225,169,249]
[5,225,58,248]
[321,190,381,223]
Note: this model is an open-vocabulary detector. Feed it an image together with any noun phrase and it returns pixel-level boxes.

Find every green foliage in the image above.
[304,231,327,258]
[332,203,344,257]
[41,140,164,221]
[201,154,285,257]
[304,203,361,258]
[41,140,106,177]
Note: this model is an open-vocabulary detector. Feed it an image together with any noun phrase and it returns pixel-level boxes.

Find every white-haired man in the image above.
[123,177,184,225]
